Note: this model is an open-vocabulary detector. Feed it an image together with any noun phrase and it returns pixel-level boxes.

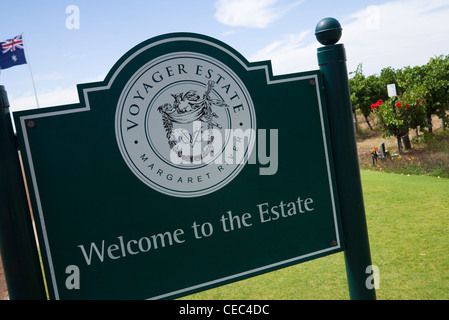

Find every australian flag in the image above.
[0,34,27,70]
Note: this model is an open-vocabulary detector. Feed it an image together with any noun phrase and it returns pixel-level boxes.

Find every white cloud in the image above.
[215,0,303,28]
[343,0,449,75]
[33,73,64,82]
[249,0,449,76]
[250,31,318,74]
[10,86,79,112]
[9,74,106,112]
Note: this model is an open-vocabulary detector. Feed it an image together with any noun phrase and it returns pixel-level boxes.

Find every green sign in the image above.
[14,33,343,299]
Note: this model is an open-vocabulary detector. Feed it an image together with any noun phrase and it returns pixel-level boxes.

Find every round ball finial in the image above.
[315,17,342,45]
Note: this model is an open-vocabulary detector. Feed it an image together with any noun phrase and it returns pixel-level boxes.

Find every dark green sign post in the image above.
[316,18,376,300]
[0,18,375,300]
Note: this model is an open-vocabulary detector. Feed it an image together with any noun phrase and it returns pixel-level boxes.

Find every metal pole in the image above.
[392,98,403,154]
[21,33,40,109]
[315,18,376,300]
[0,85,47,299]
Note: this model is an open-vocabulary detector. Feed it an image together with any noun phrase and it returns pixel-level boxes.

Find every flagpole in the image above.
[21,33,40,109]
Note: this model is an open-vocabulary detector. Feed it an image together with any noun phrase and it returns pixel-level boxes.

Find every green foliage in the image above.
[374,97,427,139]
[349,55,449,134]
[374,98,404,138]
[349,64,385,117]
[413,55,449,122]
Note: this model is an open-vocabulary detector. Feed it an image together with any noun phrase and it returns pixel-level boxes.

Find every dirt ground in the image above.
[356,114,445,165]
[0,258,9,300]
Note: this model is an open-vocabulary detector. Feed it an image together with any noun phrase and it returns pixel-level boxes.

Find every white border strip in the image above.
[18,36,340,300]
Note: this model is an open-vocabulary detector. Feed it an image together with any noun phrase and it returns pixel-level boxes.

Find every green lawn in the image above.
[183,170,449,300]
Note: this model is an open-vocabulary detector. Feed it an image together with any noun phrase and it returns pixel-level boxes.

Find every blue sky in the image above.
[1,0,449,112]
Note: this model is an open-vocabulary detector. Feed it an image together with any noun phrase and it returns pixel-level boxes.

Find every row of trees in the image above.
[349,54,449,153]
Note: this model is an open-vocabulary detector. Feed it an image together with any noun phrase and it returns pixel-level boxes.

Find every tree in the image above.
[350,56,449,144]
[349,64,384,130]
[398,55,449,132]
[373,97,426,153]
[379,66,398,100]
[421,55,449,131]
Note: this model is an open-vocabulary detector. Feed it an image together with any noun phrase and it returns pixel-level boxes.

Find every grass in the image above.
[361,171,449,299]
[182,170,449,300]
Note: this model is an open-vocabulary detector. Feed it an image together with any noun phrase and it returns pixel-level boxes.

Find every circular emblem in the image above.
[115,52,256,197]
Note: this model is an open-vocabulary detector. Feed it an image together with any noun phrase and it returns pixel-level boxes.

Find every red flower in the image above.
[371,99,383,109]
[396,102,401,108]
[416,100,420,104]
[406,105,410,108]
